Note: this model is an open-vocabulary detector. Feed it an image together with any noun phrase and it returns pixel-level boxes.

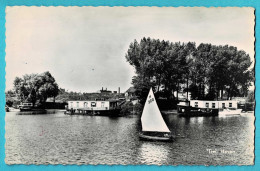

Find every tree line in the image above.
[125,37,254,104]
[6,74,125,108]
[12,71,59,107]
[55,88,125,102]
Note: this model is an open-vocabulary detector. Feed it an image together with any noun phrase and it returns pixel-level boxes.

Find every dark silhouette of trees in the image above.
[125,37,253,104]
[13,71,59,106]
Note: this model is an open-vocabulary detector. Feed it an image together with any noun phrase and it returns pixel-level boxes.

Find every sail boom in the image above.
[142,128,171,133]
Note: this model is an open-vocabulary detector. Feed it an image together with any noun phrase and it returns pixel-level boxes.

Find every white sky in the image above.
[5,7,255,93]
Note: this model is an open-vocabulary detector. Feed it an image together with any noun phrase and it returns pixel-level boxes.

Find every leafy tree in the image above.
[37,72,59,103]
[188,44,253,100]
[13,71,59,106]
[125,37,253,105]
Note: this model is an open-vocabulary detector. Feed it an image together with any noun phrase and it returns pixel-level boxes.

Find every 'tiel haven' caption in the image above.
[207,149,235,154]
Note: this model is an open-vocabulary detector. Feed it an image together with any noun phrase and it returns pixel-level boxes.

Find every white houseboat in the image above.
[65,99,121,115]
[18,102,33,111]
[177,100,240,116]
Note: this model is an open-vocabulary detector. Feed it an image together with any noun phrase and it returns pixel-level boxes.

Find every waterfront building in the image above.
[125,87,136,101]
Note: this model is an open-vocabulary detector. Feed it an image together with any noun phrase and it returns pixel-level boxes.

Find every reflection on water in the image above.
[16,109,58,115]
[138,142,170,165]
[5,110,254,165]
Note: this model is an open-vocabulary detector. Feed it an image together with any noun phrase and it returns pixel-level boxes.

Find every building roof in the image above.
[67,99,120,102]
[126,87,136,93]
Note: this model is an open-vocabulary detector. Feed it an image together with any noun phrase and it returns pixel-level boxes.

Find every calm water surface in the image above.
[5,110,254,165]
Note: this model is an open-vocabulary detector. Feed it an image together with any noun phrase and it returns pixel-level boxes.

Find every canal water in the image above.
[5,110,254,165]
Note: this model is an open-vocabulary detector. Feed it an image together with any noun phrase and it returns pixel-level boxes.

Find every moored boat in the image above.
[177,100,240,117]
[18,103,33,111]
[219,108,242,116]
[177,101,218,116]
[65,99,121,116]
[139,88,173,141]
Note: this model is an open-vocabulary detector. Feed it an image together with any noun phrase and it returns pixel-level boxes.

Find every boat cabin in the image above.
[18,102,33,111]
[67,100,119,111]
[177,100,239,116]
[178,100,238,109]
[19,102,33,107]
[189,100,238,109]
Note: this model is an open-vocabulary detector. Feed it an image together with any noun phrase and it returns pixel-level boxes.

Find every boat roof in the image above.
[126,87,135,93]
[67,99,120,102]
[189,100,238,102]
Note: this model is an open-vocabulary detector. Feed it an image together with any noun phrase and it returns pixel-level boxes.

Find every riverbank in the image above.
[6,108,64,115]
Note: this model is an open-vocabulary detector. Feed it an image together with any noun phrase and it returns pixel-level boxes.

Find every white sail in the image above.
[141,88,171,133]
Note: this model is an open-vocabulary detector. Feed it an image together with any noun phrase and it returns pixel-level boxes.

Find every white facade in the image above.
[68,101,111,110]
[189,100,238,109]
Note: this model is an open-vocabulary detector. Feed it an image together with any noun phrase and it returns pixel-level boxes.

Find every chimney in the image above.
[102,87,103,91]
[106,88,107,91]
[118,87,120,94]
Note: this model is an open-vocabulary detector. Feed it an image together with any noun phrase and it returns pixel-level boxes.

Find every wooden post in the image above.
[186,77,189,100]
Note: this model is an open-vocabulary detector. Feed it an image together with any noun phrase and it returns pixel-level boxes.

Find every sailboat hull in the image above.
[139,132,173,142]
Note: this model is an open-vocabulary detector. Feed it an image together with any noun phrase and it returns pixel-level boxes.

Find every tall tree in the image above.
[125,37,253,105]
[13,71,59,106]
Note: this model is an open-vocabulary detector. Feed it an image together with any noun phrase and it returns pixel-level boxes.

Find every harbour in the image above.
[4,7,255,166]
[5,110,254,165]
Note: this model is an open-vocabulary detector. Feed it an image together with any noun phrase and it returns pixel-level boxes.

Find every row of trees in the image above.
[55,88,125,102]
[125,37,254,104]
[13,71,59,106]
[7,71,126,107]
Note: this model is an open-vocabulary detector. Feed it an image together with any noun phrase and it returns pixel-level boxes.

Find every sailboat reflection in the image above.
[138,142,170,165]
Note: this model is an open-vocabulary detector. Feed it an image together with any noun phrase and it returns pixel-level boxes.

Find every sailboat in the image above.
[139,88,173,141]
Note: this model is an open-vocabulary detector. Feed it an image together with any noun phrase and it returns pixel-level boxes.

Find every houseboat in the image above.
[65,99,121,116]
[18,102,33,111]
[177,100,240,116]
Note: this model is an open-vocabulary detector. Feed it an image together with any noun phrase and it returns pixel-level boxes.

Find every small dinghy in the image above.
[139,88,173,141]
[219,108,242,116]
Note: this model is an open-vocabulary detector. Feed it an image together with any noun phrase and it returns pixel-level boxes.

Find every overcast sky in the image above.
[5,7,255,93]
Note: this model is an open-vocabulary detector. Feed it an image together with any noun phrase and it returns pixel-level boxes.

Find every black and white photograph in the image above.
[5,7,255,165]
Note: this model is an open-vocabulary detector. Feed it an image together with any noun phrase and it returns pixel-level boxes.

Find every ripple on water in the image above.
[5,110,254,165]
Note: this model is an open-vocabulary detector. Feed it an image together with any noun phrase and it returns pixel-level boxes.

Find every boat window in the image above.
[206,103,209,108]
[229,103,232,107]
[101,102,105,107]
[222,103,225,108]
[84,102,87,108]
[195,102,198,108]
[212,103,215,108]
[77,102,79,108]
[91,102,96,107]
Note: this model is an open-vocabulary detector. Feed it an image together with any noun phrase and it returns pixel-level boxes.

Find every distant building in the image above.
[125,87,136,101]
[99,87,112,94]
